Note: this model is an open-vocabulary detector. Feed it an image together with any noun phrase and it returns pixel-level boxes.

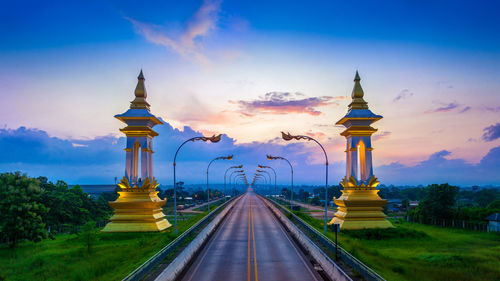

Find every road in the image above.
[178,189,322,281]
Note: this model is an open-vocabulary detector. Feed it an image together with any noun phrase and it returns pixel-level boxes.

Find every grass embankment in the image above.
[294,211,500,281]
[0,212,208,281]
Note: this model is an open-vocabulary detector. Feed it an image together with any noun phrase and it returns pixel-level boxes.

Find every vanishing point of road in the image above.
[179,189,323,281]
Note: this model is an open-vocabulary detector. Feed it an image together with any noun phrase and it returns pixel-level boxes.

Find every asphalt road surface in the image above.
[180,189,322,281]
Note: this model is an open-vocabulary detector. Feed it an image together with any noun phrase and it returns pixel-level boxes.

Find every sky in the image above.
[1,0,500,186]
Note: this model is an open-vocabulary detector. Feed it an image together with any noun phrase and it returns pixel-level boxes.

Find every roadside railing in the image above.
[267,196,386,281]
[122,196,240,281]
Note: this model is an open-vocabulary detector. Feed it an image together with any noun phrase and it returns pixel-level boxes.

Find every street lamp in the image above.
[254,174,267,185]
[230,170,244,186]
[257,169,272,194]
[224,165,243,200]
[173,134,222,235]
[267,154,294,209]
[207,155,233,211]
[231,172,245,193]
[234,174,246,192]
[253,175,266,193]
[281,131,329,234]
[258,165,277,196]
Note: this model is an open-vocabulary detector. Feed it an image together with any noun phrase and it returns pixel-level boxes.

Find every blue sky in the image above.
[1,0,500,185]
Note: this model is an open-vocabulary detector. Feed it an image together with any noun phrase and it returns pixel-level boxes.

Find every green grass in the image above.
[293,211,500,281]
[0,212,208,281]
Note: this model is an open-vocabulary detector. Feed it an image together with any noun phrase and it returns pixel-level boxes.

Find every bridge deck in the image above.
[172,190,322,281]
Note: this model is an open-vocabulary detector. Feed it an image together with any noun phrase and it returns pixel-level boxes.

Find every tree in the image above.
[0,172,48,247]
[411,183,459,223]
[38,178,112,232]
[80,221,98,253]
[310,196,320,206]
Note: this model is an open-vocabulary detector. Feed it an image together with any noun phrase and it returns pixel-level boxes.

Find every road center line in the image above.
[251,194,259,281]
[247,195,251,281]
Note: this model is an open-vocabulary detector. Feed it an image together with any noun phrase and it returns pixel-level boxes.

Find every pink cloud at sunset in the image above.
[232,92,346,116]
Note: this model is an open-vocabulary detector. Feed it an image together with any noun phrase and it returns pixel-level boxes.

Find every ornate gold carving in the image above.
[340,175,380,190]
[117,176,159,192]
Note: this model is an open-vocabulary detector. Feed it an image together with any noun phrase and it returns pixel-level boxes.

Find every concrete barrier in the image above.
[154,196,242,281]
[261,196,353,281]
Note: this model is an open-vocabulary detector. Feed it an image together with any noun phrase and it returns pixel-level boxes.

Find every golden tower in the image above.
[329,72,392,229]
[102,70,171,232]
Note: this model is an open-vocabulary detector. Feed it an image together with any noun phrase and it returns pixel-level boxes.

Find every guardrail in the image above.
[122,196,240,281]
[267,197,386,281]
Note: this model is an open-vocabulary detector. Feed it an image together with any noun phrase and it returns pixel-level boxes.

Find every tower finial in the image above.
[348,71,368,110]
[354,70,360,81]
[130,70,150,110]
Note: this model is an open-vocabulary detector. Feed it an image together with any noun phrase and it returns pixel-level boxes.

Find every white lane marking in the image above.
[255,195,320,281]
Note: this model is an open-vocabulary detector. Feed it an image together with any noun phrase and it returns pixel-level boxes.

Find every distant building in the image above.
[485,213,500,232]
[409,201,419,209]
[71,184,116,199]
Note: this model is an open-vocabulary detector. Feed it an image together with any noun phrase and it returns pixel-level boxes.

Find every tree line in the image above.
[0,172,115,248]
[279,183,499,226]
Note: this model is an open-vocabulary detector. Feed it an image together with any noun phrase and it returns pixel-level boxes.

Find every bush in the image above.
[342,227,428,240]
[417,253,467,266]
[0,172,48,247]
[391,263,406,274]
[80,221,98,253]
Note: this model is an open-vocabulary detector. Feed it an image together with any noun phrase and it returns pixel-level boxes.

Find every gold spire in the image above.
[130,70,151,110]
[348,71,369,110]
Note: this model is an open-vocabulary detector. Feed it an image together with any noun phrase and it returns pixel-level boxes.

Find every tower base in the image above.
[328,176,392,230]
[102,177,171,232]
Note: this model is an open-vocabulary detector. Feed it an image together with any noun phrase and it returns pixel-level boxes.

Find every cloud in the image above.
[482,123,500,142]
[393,89,414,102]
[126,0,221,64]
[425,101,460,113]
[459,106,471,113]
[484,106,500,112]
[233,92,343,116]
[0,124,346,185]
[372,131,391,141]
[3,124,500,186]
[377,147,500,185]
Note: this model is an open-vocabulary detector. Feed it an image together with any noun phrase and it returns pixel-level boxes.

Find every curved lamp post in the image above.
[224,165,243,200]
[232,172,245,193]
[252,175,266,193]
[258,165,277,196]
[254,175,267,185]
[257,169,272,194]
[207,155,233,211]
[267,154,294,209]
[235,177,247,188]
[234,174,246,192]
[253,174,267,193]
[173,134,222,235]
[281,131,329,234]
[229,170,244,182]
